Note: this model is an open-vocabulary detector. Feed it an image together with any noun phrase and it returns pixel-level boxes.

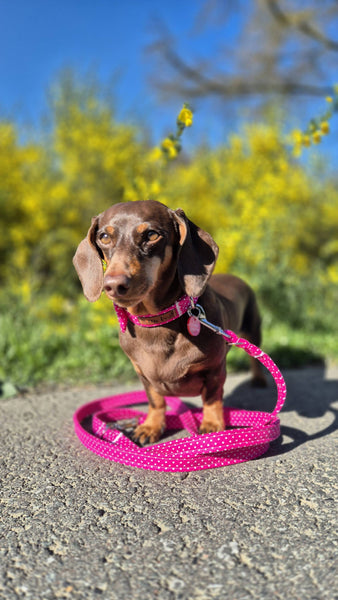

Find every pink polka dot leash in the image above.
[73,302,287,472]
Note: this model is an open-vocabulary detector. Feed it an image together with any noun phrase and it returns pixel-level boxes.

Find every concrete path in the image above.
[1,366,337,600]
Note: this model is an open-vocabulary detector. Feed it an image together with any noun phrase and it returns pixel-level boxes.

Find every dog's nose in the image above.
[103,274,131,297]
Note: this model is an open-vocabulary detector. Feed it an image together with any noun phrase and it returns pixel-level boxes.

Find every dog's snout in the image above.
[103,274,131,298]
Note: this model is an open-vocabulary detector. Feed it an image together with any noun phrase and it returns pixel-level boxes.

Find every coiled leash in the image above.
[73,301,287,472]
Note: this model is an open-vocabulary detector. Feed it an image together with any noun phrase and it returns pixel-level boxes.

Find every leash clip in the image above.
[187,303,232,340]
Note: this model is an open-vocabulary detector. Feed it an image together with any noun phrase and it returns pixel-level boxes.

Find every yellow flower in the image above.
[291,129,302,145]
[161,137,178,159]
[177,107,193,127]
[290,129,303,156]
[320,121,330,135]
[148,147,162,162]
[325,96,333,103]
[21,280,32,304]
[312,131,322,144]
[302,135,311,147]
[327,265,338,284]
[150,180,161,195]
[47,294,67,316]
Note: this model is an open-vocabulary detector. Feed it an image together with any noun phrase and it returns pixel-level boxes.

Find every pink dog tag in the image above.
[187,316,201,337]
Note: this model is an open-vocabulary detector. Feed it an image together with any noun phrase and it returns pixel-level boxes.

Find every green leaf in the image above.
[1,381,18,398]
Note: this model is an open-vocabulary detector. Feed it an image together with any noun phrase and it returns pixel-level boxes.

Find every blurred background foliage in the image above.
[1,70,337,392]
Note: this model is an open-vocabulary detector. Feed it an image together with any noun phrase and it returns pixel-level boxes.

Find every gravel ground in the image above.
[1,365,337,600]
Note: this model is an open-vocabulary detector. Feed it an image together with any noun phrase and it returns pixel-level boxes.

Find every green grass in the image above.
[1,292,337,397]
[0,297,135,395]
[227,321,332,373]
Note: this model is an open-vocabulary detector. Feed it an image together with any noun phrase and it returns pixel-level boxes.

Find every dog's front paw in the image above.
[199,420,225,435]
[133,423,164,446]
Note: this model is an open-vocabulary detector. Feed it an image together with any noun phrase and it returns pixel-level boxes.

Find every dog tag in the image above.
[187,316,201,337]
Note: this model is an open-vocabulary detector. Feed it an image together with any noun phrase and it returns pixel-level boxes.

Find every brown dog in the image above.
[73,200,265,444]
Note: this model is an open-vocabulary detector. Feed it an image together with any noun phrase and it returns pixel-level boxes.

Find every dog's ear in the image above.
[72,216,103,302]
[171,208,219,298]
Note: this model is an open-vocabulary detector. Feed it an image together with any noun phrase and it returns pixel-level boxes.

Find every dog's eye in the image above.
[99,233,111,244]
[146,230,160,242]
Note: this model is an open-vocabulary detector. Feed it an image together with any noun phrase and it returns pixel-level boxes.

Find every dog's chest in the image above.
[121,327,195,376]
[120,325,225,395]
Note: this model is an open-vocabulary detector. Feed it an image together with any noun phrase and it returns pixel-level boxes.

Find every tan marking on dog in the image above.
[200,399,225,433]
[106,225,115,235]
[129,256,142,276]
[133,408,166,443]
[177,221,187,245]
[136,223,149,234]
[131,359,142,376]
[133,388,166,444]
[147,387,166,410]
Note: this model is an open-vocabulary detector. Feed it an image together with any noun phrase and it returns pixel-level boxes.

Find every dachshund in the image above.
[73,200,266,444]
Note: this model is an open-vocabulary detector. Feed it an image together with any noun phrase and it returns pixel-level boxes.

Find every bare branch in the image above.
[265,0,338,52]
[159,47,333,99]
[148,1,337,107]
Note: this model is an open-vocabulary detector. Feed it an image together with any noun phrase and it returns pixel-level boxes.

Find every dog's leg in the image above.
[133,382,166,445]
[200,367,226,434]
[240,292,267,387]
[240,330,267,387]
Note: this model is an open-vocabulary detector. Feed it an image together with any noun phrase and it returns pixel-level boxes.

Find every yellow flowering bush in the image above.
[1,74,337,389]
[291,87,338,154]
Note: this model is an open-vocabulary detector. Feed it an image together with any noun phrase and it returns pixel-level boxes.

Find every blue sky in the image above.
[0,0,225,145]
[0,0,336,166]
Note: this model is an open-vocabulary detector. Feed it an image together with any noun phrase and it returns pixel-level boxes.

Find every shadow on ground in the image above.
[224,364,338,458]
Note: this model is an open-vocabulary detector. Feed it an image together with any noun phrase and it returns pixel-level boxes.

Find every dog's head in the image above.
[73,200,218,306]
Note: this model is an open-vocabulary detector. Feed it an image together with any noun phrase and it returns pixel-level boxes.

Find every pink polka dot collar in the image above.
[113,295,198,333]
